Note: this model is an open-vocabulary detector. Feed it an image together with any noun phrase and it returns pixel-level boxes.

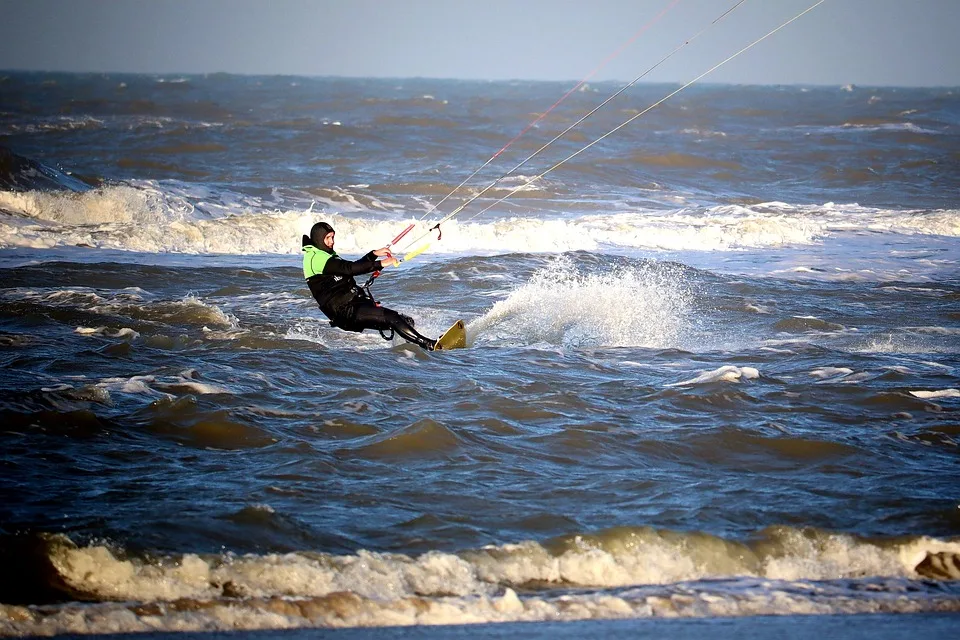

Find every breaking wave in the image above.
[2,171,958,258]
[1,527,958,635]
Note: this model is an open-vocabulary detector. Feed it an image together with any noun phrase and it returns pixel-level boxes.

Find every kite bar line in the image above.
[411,0,683,229]
[457,0,828,227]
[399,0,752,260]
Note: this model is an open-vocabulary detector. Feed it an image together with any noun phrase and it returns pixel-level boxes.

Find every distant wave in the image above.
[1,149,957,259]
[798,122,943,136]
[2,180,958,256]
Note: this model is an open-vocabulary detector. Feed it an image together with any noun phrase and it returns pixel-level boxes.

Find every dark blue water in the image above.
[1,72,959,635]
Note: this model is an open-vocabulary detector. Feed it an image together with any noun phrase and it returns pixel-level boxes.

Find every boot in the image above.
[391,319,437,351]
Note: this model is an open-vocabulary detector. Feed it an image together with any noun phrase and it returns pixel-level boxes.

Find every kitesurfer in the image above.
[302,222,437,350]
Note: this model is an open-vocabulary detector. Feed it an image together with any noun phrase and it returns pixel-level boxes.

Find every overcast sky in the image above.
[0,0,957,86]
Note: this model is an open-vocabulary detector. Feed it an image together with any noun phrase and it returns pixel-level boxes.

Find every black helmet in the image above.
[310,222,335,246]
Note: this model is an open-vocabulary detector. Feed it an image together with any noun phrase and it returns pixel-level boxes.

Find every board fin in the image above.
[433,320,467,351]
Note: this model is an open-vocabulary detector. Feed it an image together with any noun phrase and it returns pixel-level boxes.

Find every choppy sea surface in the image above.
[0,71,959,636]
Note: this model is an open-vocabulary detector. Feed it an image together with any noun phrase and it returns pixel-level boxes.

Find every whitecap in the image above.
[810,367,854,379]
[909,389,960,399]
[665,365,760,387]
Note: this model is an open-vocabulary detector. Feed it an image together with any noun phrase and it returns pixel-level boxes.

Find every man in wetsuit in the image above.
[302,222,437,350]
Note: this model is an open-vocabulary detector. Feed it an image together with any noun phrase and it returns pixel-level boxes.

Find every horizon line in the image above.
[2,69,958,90]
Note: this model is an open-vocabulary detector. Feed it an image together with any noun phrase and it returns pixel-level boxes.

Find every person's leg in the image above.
[351,303,437,350]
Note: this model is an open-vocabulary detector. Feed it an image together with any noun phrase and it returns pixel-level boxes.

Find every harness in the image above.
[359,270,395,342]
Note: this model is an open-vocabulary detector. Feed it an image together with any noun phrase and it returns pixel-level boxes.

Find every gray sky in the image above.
[1,0,957,86]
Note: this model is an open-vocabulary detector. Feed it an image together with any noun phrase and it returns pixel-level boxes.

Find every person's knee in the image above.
[381,308,412,330]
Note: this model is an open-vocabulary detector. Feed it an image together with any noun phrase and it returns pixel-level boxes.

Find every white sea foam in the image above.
[75,326,102,335]
[4,182,957,257]
[2,583,959,636]
[810,367,854,380]
[665,365,760,387]
[909,389,960,399]
[91,372,230,397]
[679,128,727,138]
[577,208,825,251]
[153,380,230,395]
[468,256,691,349]
[97,375,159,395]
[864,208,960,237]
[14,529,958,635]
[75,326,139,339]
[489,174,550,193]
[0,115,107,135]
[842,121,939,134]
[20,528,960,613]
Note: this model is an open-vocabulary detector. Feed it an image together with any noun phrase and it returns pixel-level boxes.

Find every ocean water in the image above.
[0,71,959,637]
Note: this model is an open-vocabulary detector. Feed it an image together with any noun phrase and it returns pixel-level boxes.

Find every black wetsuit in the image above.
[302,236,435,349]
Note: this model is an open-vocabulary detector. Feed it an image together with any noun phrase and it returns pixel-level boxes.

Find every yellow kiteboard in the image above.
[433,320,467,351]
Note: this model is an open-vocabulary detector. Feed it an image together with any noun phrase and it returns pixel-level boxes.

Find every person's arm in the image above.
[322,254,382,277]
